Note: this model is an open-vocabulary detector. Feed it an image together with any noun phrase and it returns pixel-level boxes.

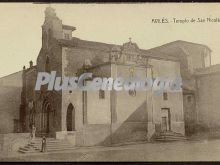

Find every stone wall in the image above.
[149,59,185,135]
[24,68,37,132]
[0,133,30,155]
[112,64,148,143]
[60,41,185,146]
[26,41,63,135]
[0,71,23,133]
[196,65,220,131]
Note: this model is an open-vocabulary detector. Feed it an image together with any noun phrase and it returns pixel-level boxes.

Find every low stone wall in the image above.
[0,133,30,155]
[171,122,185,135]
[111,122,148,144]
[66,131,76,146]
[81,124,111,146]
[74,122,148,146]
[55,131,68,139]
[64,121,185,147]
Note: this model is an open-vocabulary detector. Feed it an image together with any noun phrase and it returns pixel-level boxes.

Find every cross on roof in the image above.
[129,37,132,43]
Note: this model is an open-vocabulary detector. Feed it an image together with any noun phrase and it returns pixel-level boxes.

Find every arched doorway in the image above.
[66,103,75,131]
[42,100,51,133]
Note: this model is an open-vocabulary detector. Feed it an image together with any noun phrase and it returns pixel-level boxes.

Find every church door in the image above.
[161,108,171,132]
[42,100,51,134]
[66,103,75,131]
[46,104,50,133]
[161,116,168,131]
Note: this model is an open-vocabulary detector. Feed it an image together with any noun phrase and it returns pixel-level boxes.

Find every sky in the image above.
[0,3,220,77]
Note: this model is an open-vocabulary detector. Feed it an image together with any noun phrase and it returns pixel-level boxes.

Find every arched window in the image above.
[66,103,75,131]
[128,89,136,97]
[45,56,50,72]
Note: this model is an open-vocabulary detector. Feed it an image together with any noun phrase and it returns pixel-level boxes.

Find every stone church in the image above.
[0,7,214,147]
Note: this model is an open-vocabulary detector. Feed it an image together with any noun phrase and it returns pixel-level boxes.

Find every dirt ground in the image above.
[1,139,220,161]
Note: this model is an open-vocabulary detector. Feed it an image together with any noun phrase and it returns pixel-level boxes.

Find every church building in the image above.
[17,7,210,146]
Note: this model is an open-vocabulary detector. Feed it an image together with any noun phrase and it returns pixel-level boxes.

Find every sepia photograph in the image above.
[0,3,220,162]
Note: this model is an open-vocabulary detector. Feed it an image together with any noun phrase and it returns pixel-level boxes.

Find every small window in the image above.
[163,92,168,100]
[129,89,136,97]
[99,90,105,99]
[64,33,70,40]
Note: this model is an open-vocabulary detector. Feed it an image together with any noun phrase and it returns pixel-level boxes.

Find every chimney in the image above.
[29,61,33,68]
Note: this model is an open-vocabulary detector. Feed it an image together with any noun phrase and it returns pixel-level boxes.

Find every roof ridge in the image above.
[148,40,211,52]
[0,70,23,79]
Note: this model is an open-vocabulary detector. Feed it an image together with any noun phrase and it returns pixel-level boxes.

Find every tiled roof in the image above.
[148,40,211,53]
[57,38,179,61]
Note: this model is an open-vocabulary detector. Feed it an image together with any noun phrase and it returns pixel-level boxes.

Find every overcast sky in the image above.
[0,3,220,77]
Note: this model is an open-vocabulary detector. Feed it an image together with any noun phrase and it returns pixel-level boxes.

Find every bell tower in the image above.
[42,7,63,49]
